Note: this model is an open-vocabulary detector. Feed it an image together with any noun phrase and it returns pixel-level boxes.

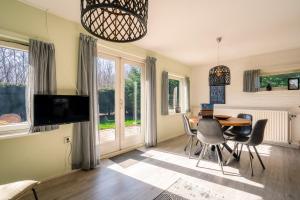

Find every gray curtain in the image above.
[29,39,58,132]
[185,77,191,112]
[145,57,157,147]
[161,71,169,115]
[243,69,261,92]
[72,33,99,170]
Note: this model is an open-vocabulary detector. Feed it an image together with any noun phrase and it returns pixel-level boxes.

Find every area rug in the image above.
[154,178,225,200]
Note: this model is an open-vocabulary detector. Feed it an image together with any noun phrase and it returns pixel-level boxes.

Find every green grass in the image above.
[99,119,141,130]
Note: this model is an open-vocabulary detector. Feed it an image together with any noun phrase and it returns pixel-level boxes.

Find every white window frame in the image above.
[0,41,31,138]
[168,74,186,114]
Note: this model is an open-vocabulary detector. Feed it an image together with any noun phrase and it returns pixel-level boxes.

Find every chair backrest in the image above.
[197,119,225,145]
[182,114,194,136]
[231,113,253,136]
[248,119,268,146]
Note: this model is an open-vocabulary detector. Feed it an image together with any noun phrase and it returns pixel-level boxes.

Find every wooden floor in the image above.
[21,135,300,200]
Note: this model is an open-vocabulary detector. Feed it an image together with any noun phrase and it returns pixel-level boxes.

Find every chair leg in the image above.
[216,145,224,175]
[196,144,206,167]
[246,145,254,176]
[226,142,238,165]
[32,188,38,200]
[238,144,243,161]
[236,144,240,154]
[253,146,266,170]
[189,136,194,159]
[184,136,192,152]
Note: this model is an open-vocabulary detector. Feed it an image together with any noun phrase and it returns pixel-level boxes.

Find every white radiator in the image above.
[214,108,290,144]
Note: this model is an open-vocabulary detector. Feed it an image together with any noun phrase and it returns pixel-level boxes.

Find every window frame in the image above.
[259,71,300,91]
[0,41,31,137]
[168,74,185,114]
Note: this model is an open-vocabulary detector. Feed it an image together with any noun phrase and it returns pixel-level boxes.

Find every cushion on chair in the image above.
[0,180,39,200]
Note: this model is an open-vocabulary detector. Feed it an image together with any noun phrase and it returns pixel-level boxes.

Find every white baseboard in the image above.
[100,143,144,159]
[263,141,300,149]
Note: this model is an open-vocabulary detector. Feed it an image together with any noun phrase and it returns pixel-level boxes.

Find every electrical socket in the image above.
[64,136,71,144]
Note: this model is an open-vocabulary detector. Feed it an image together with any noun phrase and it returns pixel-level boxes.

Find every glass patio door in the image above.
[97,54,144,155]
[120,59,145,149]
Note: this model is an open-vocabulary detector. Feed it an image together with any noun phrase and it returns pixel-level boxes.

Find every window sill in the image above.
[0,122,30,140]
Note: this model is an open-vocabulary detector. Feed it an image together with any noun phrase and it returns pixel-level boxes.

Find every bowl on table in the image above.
[214,115,231,120]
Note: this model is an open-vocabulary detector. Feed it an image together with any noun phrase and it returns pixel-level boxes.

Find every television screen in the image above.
[34,95,89,126]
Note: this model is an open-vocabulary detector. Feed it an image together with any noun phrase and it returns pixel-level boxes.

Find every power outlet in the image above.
[64,136,71,144]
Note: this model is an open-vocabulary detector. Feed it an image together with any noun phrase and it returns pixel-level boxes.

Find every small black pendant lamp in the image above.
[80,0,148,43]
[209,37,231,86]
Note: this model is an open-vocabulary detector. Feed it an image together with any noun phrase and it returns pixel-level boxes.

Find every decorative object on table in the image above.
[266,83,272,91]
[288,78,299,90]
[214,115,231,120]
[199,103,214,119]
[243,69,261,92]
[80,0,148,42]
[210,85,225,104]
[209,37,231,86]
[175,106,181,113]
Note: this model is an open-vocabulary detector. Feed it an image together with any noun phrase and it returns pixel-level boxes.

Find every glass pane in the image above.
[0,46,28,126]
[168,79,180,111]
[124,64,141,137]
[260,72,300,88]
[97,58,116,144]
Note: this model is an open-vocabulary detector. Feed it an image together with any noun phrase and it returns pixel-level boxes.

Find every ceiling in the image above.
[19,0,300,66]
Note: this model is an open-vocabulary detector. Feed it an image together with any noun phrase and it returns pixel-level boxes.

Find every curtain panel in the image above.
[161,71,169,115]
[243,69,261,92]
[72,33,99,170]
[28,39,58,132]
[145,57,157,147]
[185,77,191,112]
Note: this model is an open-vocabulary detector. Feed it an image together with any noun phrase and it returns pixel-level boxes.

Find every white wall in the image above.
[190,48,300,143]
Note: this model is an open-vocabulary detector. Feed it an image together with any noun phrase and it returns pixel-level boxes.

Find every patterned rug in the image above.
[154,178,225,200]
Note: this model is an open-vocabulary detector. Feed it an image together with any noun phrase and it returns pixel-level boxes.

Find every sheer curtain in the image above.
[72,33,100,170]
[28,39,58,132]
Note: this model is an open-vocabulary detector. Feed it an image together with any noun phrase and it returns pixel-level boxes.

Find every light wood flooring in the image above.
[21,135,300,200]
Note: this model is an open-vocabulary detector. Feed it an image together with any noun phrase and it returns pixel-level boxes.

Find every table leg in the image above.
[223,143,238,159]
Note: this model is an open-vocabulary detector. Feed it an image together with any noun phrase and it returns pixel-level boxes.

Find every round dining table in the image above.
[188,116,252,160]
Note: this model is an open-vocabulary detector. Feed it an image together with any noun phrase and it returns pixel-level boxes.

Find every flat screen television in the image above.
[34,94,89,126]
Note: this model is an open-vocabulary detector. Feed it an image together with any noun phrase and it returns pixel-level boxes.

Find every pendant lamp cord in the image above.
[216,37,222,66]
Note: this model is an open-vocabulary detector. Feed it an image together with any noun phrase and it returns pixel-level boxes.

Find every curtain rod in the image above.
[97,43,146,61]
[0,38,29,47]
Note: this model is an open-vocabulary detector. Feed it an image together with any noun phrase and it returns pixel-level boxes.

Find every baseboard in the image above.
[100,143,145,159]
[263,141,300,149]
[40,169,81,184]
[158,133,185,143]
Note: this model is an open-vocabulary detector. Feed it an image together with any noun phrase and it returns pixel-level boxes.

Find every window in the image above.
[260,72,300,89]
[0,43,30,135]
[168,75,185,113]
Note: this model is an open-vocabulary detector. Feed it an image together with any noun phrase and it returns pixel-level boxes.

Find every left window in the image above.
[0,42,30,136]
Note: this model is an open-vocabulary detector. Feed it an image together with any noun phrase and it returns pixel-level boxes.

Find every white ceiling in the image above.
[19,0,300,66]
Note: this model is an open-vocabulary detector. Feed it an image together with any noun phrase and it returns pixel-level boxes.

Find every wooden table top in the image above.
[189,116,251,127]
